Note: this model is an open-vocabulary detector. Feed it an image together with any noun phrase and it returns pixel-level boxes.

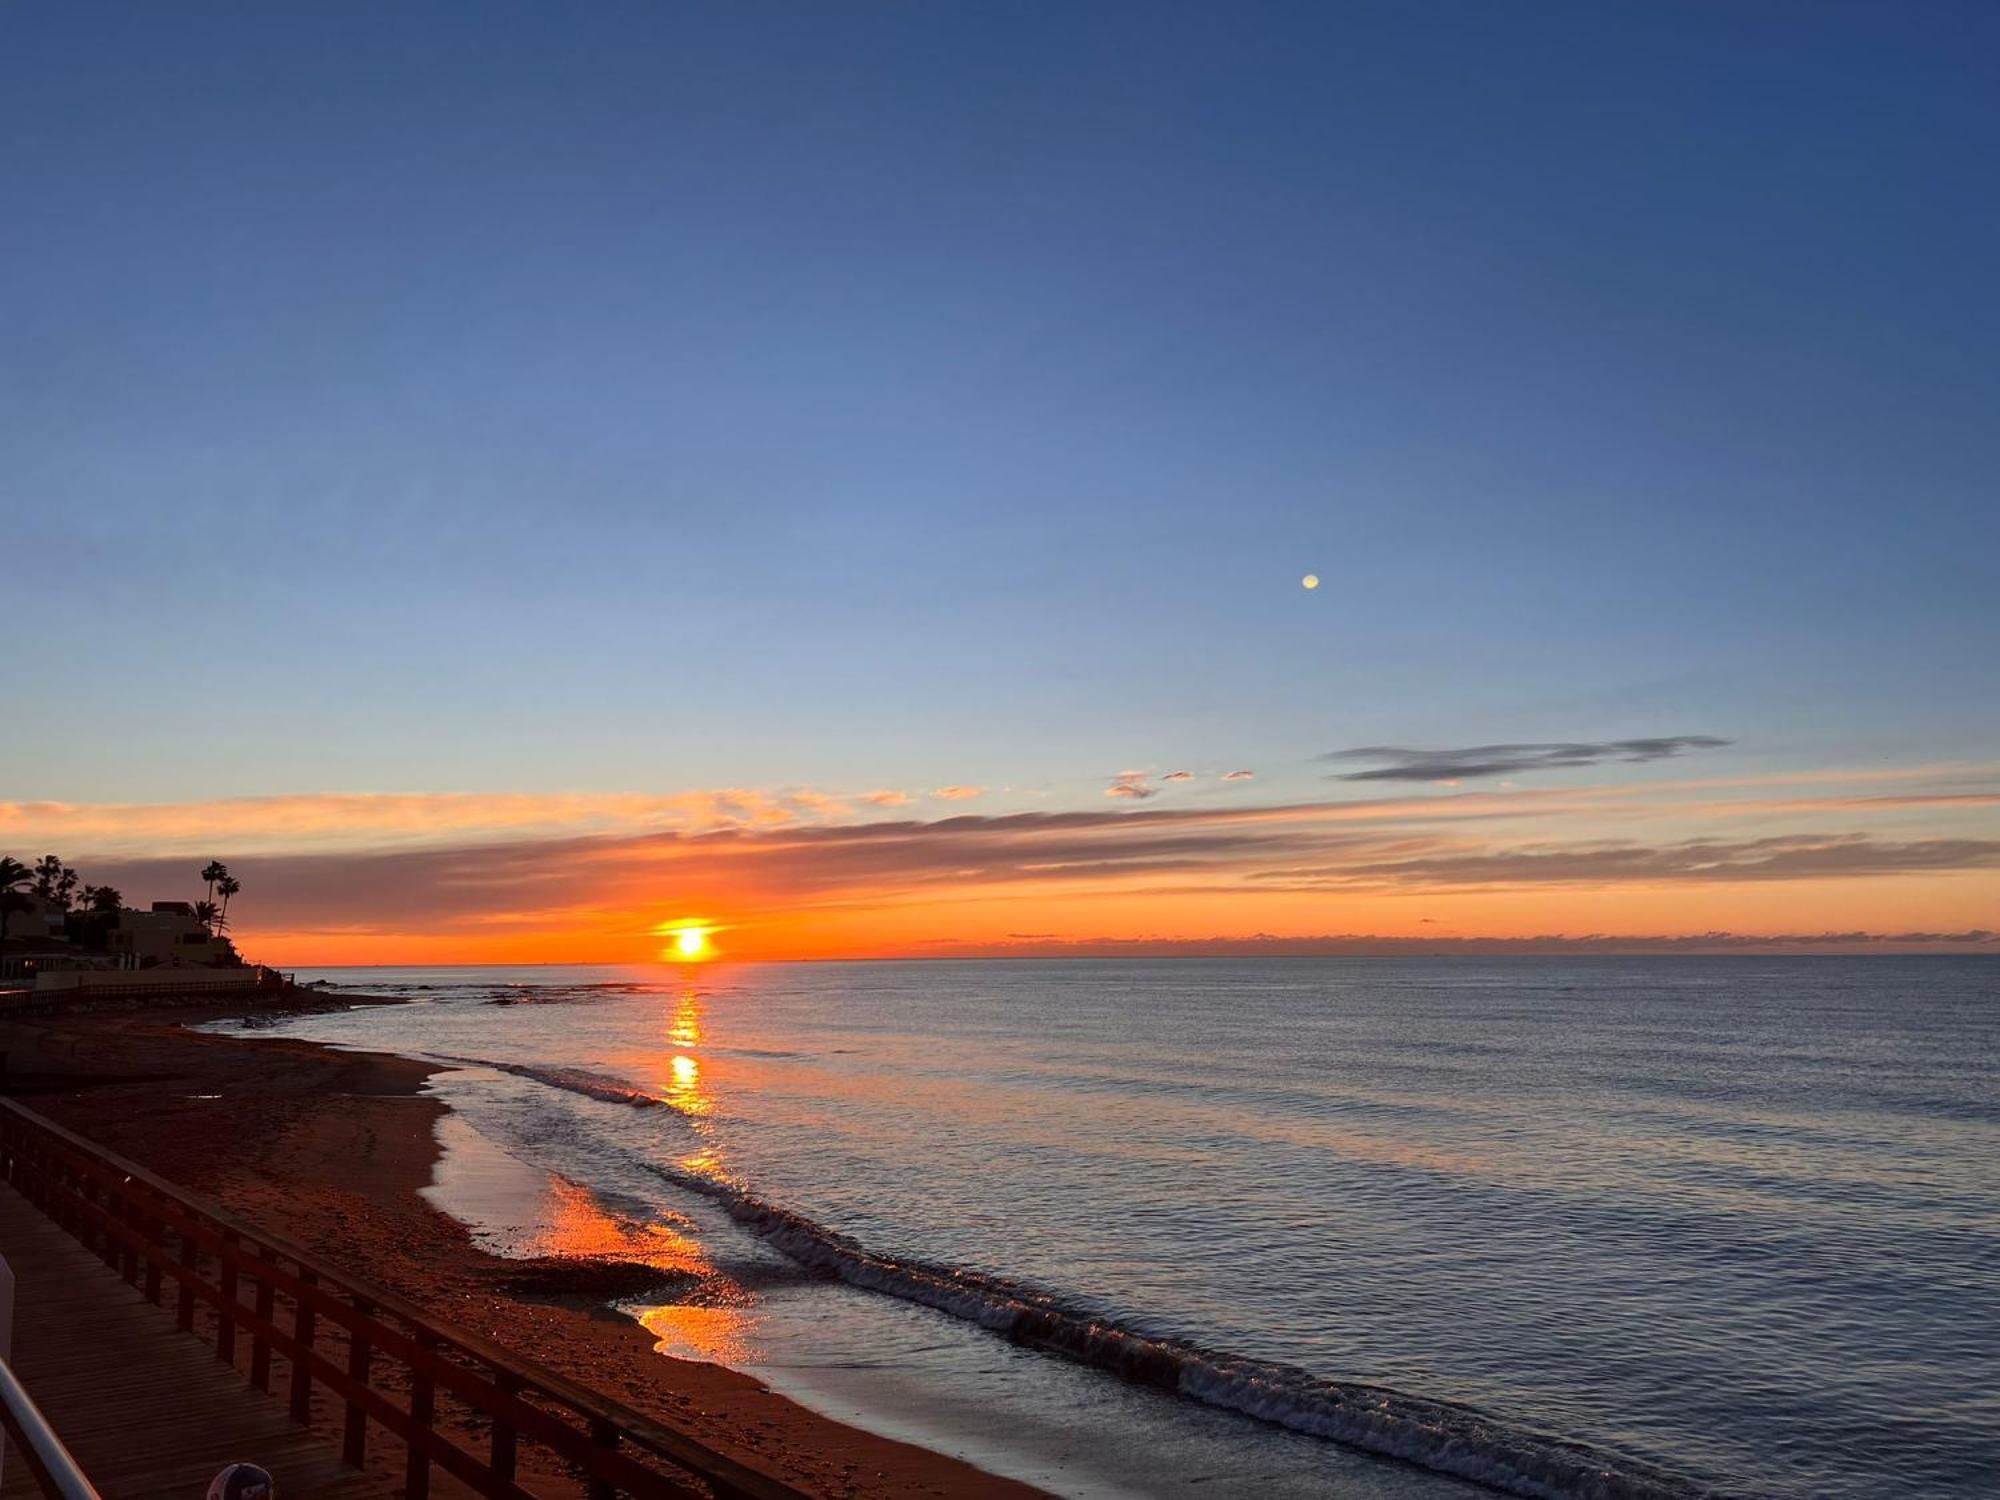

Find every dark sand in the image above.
[0,996,1046,1500]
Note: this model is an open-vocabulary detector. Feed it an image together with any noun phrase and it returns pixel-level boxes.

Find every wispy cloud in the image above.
[0,788,855,856]
[859,790,912,807]
[926,929,2000,957]
[1106,772,1156,800]
[1326,737,1731,783]
[1222,770,1255,781]
[932,785,986,801]
[1255,834,2000,889]
[72,795,2000,946]
[18,757,1998,959]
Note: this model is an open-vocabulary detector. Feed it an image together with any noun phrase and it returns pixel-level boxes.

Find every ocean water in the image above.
[221,958,1999,1499]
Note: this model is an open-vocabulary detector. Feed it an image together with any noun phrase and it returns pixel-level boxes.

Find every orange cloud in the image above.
[16,761,1998,965]
[0,786,861,855]
[52,772,1995,965]
[932,785,986,801]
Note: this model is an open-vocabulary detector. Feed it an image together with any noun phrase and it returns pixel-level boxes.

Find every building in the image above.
[0,893,69,945]
[110,902,239,968]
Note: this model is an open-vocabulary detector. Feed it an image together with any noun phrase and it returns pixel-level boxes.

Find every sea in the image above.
[208,957,1999,1500]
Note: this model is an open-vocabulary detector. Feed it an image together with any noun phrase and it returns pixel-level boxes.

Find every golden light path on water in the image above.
[636,979,756,1363]
[497,973,757,1365]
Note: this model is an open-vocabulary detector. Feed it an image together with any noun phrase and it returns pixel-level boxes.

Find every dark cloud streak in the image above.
[1326,737,1731,782]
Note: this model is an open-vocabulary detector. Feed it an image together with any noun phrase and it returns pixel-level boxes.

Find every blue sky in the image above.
[4,1,1996,816]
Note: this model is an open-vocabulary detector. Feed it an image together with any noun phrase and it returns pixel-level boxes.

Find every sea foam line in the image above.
[476,1056,1719,1500]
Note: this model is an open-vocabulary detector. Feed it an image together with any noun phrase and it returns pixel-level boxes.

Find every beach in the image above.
[0,994,1044,1500]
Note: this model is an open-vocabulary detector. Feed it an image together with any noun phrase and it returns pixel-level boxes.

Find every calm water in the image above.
[226,958,1999,1499]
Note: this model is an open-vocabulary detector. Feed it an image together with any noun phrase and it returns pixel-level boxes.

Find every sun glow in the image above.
[656,921,716,962]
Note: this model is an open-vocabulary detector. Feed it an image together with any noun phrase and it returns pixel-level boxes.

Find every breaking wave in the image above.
[478,1056,1714,1500]
[436,1056,668,1108]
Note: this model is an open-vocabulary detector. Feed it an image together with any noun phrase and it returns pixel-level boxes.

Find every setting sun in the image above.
[660,924,714,962]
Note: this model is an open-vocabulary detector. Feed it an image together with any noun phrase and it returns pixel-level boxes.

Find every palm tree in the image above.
[87,885,123,915]
[201,860,228,906]
[0,857,31,894]
[216,874,241,924]
[32,855,78,908]
[194,900,222,934]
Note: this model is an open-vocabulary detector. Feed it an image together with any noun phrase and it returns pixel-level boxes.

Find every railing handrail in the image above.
[0,1097,802,1500]
[0,1351,103,1500]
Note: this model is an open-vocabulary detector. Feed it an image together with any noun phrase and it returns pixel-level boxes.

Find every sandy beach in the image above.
[0,995,1045,1500]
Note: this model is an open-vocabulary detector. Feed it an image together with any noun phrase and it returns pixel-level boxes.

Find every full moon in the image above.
[1302,574,1320,590]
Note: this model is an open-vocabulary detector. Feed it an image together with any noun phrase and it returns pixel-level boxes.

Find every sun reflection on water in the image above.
[635,1296,761,1367]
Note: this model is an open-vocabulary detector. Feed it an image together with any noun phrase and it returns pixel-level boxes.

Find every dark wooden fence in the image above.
[0,1098,802,1500]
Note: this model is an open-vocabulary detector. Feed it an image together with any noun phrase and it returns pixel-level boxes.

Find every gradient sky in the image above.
[3,3,1996,960]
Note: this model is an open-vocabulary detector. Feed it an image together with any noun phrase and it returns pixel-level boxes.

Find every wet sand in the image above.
[0,996,1046,1500]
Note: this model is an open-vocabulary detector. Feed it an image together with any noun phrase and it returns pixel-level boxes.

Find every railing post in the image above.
[118,1192,139,1284]
[217,1229,240,1365]
[289,1268,318,1423]
[176,1223,199,1331]
[93,1177,119,1270]
[589,1416,621,1500]
[342,1296,373,1468]
[143,1213,164,1304]
[406,1331,436,1500]
[490,1371,520,1486]
[250,1247,277,1391]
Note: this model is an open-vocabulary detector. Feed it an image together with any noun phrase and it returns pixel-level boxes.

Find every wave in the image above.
[435,1056,668,1109]
[470,1056,1716,1500]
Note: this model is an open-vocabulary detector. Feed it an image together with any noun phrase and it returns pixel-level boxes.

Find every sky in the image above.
[2,2,1996,962]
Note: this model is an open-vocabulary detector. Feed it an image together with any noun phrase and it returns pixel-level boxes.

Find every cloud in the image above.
[1222,770,1255,781]
[1162,771,1194,783]
[932,785,986,801]
[71,795,2000,953]
[859,790,912,807]
[1106,772,1157,800]
[1255,833,2000,889]
[21,759,1998,959]
[0,788,858,856]
[925,929,2000,957]
[1326,737,1731,783]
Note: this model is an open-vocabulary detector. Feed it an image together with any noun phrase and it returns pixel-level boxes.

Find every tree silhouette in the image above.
[216,873,241,925]
[201,860,228,906]
[31,855,78,908]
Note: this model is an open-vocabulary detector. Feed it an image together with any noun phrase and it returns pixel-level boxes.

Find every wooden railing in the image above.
[0,1099,802,1500]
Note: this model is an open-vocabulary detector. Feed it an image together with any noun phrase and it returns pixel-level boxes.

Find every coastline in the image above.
[0,996,1047,1500]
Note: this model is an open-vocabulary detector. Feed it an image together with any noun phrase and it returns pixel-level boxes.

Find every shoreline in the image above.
[0,994,1046,1500]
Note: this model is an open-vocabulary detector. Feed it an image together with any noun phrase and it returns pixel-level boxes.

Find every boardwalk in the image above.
[0,1184,399,1500]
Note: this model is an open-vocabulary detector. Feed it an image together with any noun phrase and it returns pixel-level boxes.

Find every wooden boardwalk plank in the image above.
[0,1185,406,1500]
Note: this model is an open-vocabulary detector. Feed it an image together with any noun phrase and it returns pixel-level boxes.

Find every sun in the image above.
[657,922,716,962]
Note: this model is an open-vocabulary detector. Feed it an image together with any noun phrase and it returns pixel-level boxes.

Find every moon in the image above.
[1301,574,1320,590]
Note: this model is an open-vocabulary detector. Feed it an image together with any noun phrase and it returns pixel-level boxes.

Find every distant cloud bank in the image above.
[920,928,2000,964]
[923,929,2000,957]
